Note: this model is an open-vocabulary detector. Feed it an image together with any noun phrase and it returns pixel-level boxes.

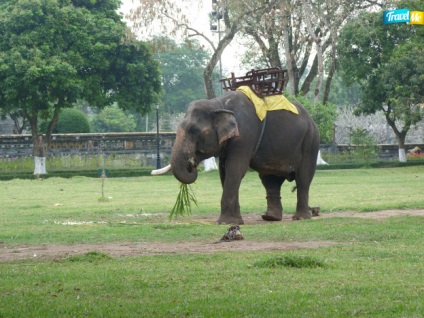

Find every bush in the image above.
[350,128,378,164]
[291,95,337,144]
[38,109,91,134]
[55,109,91,133]
[91,104,136,132]
[38,108,91,134]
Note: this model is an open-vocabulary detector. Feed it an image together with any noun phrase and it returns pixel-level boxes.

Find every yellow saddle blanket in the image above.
[236,86,298,121]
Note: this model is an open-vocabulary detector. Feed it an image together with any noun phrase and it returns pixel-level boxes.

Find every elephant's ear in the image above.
[214,109,240,144]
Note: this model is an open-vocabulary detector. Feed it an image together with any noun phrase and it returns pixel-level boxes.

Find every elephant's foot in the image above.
[262,195,283,221]
[292,211,312,220]
[216,214,244,225]
[261,212,282,221]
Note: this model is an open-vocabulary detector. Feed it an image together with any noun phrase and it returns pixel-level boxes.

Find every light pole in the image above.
[156,105,161,169]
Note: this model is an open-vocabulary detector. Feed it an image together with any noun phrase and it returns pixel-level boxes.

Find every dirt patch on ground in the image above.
[1,209,423,262]
[194,209,424,224]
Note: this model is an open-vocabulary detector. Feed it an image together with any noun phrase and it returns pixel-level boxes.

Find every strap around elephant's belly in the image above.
[251,115,267,159]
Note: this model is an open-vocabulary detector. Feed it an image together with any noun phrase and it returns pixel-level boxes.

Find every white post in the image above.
[316,151,328,165]
[203,157,218,171]
[398,148,407,162]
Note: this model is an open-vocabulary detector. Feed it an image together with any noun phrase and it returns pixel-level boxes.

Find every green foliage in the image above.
[293,95,337,143]
[0,0,161,143]
[53,108,90,133]
[151,37,209,114]
[337,2,424,148]
[380,42,424,126]
[349,129,378,165]
[91,104,137,132]
[254,253,327,269]
[328,73,363,106]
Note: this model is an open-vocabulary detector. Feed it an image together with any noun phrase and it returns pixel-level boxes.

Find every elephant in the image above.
[163,90,320,225]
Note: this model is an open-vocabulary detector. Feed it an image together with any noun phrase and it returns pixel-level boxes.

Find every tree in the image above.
[0,0,161,154]
[91,104,137,133]
[151,37,210,114]
[239,0,386,103]
[2,110,29,134]
[293,95,337,143]
[126,0,275,99]
[379,42,424,160]
[53,109,91,134]
[338,2,424,161]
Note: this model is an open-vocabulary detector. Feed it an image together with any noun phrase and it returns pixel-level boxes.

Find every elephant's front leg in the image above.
[260,174,284,221]
[216,159,246,225]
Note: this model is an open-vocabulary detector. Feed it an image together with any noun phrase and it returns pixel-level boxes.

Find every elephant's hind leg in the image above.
[260,174,284,221]
[292,164,314,220]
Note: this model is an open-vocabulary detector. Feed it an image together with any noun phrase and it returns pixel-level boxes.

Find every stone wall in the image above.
[0,133,176,166]
[320,143,424,161]
[0,133,423,162]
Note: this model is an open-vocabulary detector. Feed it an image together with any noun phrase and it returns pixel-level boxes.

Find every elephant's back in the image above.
[250,103,319,173]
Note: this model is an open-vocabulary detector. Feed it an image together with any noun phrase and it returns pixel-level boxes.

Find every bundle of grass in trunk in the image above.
[169,182,198,220]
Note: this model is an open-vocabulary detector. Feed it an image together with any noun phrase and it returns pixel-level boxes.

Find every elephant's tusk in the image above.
[151,164,172,175]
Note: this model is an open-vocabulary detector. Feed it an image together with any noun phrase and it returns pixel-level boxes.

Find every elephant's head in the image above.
[170,101,239,184]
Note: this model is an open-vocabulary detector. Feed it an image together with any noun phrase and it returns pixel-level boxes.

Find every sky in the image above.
[118,0,247,76]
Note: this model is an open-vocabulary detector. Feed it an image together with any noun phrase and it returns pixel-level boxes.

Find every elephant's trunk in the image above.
[170,128,198,184]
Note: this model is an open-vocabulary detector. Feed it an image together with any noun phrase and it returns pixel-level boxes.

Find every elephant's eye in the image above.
[188,125,200,135]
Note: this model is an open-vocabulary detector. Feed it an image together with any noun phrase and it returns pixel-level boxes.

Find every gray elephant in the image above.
[161,91,320,224]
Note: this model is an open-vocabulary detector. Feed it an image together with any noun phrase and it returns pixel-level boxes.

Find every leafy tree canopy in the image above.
[0,0,161,149]
[151,37,209,114]
[293,95,337,144]
[91,104,136,132]
[52,108,90,133]
[338,0,424,160]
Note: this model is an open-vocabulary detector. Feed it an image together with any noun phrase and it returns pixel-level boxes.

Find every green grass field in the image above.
[1,166,424,317]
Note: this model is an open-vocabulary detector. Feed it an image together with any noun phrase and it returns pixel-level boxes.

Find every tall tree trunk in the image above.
[384,103,410,163]
[323,25,338,105]
[302,0,323,102]
[24,109,40,156]
[397,132,407,163]
[24,108,48,176]
[46,108,59,150]
[300,54,318,95]
[245,25,282,69]
[282,12,298,96]
[203,16,239,99]
[323,57,337,105]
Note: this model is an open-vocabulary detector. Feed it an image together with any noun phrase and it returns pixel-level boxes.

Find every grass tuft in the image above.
[254,253,327,269]
[65,251,112,263]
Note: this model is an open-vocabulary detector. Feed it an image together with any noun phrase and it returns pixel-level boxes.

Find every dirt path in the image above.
[1,209,423,262]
